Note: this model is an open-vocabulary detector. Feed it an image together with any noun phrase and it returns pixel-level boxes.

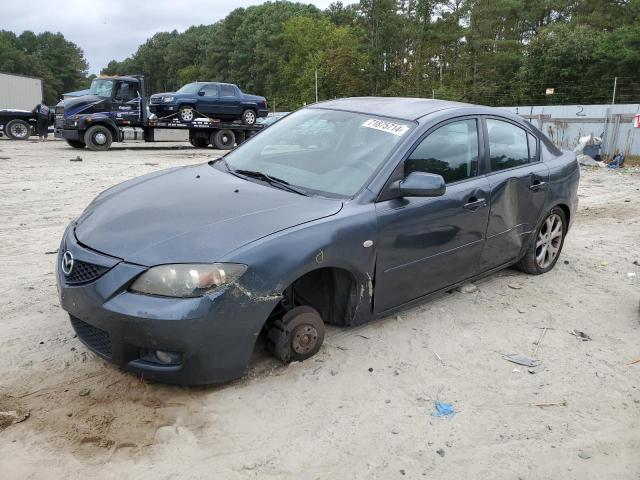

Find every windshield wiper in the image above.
[233,169,309,196]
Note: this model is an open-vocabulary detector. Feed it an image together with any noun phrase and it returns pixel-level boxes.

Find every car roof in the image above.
[192,81,235,87]
[311,97,475,121]
[99,76,140,83]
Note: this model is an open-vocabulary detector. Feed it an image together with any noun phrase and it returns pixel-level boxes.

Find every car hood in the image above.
[74,163,343,266]
[60,95,109,117]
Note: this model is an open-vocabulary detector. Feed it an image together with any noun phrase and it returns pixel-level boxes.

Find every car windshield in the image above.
[223,108,413,198]
[89,79,115,98]
[177,83,202,94]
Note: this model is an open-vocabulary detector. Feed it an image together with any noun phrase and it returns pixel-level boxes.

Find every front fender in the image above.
[77,116,120,140]
[225,203,378,326]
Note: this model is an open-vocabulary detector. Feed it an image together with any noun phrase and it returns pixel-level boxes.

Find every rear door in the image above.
[196,83,220,116]
[478,117,549,271]
[374,117,491,312]
[218,85,242,117]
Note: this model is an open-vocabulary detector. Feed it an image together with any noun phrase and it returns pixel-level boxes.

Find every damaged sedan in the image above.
[57,98,579,385]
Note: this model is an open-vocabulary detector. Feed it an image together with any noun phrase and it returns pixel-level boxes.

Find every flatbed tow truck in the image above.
[55,75,262,151]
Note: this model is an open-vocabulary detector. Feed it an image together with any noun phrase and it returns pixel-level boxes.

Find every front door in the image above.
[478,117,550,271]
[375,118,491,313]
[112,81,141,125]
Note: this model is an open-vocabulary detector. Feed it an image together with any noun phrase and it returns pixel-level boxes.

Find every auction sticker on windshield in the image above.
[362,118,410,136]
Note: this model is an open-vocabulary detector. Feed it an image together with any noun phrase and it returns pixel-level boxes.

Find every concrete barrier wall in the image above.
[499,104,640,158]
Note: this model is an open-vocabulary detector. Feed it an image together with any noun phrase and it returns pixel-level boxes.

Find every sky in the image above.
[3,0,337,74]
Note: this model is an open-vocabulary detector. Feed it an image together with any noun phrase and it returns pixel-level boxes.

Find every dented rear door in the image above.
[478,117,550,271]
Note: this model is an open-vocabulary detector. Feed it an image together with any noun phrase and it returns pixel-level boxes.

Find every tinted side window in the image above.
[528,133,538,161]
[221,85,235,96]
[405,119,479,184]
[115,82,137,101]
[201,84,218,97]
[487,119,529,171]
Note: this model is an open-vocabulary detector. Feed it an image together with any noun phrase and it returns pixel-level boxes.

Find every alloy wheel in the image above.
[535,213,563,269]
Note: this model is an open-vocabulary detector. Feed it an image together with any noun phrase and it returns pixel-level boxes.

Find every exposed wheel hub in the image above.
[291,324,318,354]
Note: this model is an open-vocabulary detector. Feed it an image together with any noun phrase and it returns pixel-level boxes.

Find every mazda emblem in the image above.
[61,251,74,276]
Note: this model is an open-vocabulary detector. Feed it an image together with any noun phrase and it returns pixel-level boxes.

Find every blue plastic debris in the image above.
[431,401,455,418]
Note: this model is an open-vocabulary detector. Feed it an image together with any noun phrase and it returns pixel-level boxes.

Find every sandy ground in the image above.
[0,138,638,480]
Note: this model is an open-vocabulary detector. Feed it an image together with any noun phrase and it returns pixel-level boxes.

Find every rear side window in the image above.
[487,119,529,171]
[221,85,235,97]
[405,119,479,184]
[200,84,218,97]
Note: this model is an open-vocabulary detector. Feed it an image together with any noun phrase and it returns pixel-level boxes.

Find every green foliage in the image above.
[3,0,638,109]
[0,30,88,104]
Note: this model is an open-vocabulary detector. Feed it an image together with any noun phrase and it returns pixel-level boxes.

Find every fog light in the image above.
[154,350,181,364]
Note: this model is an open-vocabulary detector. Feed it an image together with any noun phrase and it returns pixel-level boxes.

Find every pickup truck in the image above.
[149,82,268,125]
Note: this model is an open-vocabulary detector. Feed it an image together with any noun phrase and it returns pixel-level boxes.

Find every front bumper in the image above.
[56,225,277,385]
[55,128,82,141]
[148,105,177,118]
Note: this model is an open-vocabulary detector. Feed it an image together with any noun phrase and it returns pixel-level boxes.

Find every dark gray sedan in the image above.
[56,98,579,385]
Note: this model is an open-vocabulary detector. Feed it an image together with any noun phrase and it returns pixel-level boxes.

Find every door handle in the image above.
[463,197,487,210]
[529,180,547,191]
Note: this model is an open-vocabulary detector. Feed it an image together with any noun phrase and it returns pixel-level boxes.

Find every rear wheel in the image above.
[268,306,325,363]
[516,207,566,275]
[241,109,257,126]
[189,137,209,148]
[66,139,86,149]
[84,125,113,151]
[211,129,235,150]
[178,106,195,123]
[5,119,31,140]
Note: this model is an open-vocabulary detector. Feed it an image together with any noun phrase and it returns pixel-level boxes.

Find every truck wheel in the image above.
[211,129,235,150]
[84,125,113,151]
[178,106,195,123]
[189,137,209,148]
[241,109,257,126]
[5,119,31,140]
[66,139,86,149]
[268,306,325,363]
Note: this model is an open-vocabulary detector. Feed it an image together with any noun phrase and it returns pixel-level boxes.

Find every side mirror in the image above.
[398,172,446,197]
[197,91,205,97]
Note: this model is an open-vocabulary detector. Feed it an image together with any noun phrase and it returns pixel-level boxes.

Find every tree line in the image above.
[2,1,639,109]
[0,30,88,105]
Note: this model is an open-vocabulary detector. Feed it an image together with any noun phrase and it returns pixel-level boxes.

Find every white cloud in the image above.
[3,0,337,74]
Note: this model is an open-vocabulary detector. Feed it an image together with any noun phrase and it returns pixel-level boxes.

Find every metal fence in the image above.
[500,104,640,159]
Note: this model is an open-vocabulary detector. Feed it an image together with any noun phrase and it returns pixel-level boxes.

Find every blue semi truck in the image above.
[54,75,264,151]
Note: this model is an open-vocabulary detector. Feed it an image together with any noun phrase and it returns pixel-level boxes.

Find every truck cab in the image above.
[55,75,147,149]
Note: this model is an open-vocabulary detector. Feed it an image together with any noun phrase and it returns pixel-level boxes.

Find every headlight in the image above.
[130,263,246,298]
[162,96,174,103]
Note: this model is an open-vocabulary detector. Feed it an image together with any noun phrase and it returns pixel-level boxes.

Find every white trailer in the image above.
[0,72,43,110]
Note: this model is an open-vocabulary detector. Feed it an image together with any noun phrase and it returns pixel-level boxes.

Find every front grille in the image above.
[55,106,64,115]
[55,115,64,128]
[70,316,112,358]
[150,97,161,104]
[65,260,110,284]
